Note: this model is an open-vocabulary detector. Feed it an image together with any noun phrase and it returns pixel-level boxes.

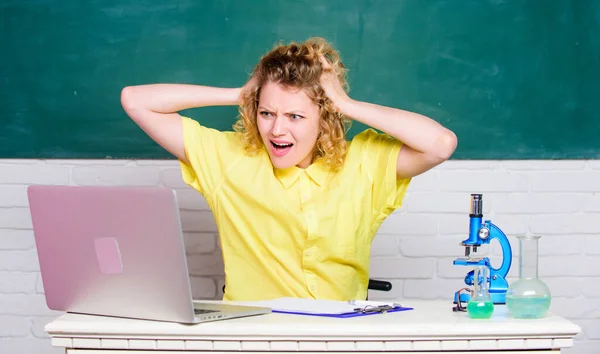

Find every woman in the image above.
[121,37,457,301]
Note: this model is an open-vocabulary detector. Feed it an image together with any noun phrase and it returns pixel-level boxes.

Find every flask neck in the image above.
[518,236,540,279]
[473,266,491,296]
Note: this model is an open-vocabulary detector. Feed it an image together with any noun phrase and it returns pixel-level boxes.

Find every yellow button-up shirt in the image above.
[180,116,411,301]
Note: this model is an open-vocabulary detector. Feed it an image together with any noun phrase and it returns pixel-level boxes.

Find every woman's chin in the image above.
[269,156,297,169]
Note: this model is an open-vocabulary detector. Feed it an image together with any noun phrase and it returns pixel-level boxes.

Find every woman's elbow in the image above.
[120,86,145,121]
[120,86,136,111]
[434,129,458,161]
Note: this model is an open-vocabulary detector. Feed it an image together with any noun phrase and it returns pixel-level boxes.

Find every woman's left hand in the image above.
[319,57,352,114]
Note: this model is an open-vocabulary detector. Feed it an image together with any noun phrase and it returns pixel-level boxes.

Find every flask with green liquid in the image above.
[506,235,551,318]
[467,265,494,319]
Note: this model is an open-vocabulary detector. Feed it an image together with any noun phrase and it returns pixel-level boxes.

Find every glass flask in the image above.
[467,265,494,319]
[506,235,551,319]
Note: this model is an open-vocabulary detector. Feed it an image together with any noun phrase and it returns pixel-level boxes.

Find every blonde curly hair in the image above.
[233,37,351,170]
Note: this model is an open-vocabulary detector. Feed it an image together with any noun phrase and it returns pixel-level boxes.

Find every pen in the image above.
[348,300,402,308]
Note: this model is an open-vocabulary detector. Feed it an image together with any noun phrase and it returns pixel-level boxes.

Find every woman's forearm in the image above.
[121,84,241,113]
[339,98,457,160]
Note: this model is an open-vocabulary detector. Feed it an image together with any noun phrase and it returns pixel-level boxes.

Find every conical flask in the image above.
[467,265,494,319]
[506,235,551,318]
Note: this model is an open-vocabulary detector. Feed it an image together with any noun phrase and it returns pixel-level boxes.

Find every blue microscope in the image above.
[453,194,512,305]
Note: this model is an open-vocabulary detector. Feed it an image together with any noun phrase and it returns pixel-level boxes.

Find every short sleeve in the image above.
[351,129,412,223]
[179,116,240,199]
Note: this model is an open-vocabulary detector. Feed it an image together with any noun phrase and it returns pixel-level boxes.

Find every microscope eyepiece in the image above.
[470,193,483,217]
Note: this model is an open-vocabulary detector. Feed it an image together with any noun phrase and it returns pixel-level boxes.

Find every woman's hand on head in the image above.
[319,56,352,114]
[239,75,259,105]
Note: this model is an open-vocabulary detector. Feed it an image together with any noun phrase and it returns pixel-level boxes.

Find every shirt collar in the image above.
[274,158,331,189]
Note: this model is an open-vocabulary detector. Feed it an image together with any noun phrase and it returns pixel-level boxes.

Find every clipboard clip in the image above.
[353,304,395,314]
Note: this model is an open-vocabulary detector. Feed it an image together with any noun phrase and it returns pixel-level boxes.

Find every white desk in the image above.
[45,300,581,353]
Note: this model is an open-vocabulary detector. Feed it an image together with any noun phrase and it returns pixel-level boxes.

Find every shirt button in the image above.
[305,250,311,256]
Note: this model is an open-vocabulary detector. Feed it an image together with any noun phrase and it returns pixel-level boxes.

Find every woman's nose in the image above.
[271,115,287,136]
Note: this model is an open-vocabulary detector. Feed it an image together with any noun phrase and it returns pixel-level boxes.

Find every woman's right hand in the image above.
[239,75,258,104]
[121,83,244,163]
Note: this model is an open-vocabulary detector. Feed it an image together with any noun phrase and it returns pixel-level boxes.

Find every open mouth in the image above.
[271,141,293,149]
[270,141,293,157]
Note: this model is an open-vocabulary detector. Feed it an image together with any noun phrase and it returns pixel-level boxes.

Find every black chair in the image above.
[222,278,391,299]
[367,279,392,292]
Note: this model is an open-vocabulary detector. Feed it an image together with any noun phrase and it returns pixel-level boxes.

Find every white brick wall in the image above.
[1,158,598,353]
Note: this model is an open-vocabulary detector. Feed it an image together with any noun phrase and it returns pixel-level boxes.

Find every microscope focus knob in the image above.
[478,227,490,240]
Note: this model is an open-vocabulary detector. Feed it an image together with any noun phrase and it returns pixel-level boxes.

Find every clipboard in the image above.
[237,297,413,318]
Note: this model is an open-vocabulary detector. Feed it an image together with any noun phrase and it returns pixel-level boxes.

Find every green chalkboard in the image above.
[1,0,599,159]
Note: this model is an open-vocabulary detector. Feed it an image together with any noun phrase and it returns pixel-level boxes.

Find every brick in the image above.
[183,232,217,254]
[438,171,529,192]
[161,168,188,189]
[0,230,35,250]
[0,185,29,207]
[436,257,472,279]
[584,236,600,255]
[490,193,584,214]
[564,339,600,354]
[0,250,40,272]
[485,214,530,235]
[438,214,529,236]
[369,257,435,278]
[406,170,438,192]
[438,214,471,235]
[175,190,210,210]
[36,274,44,294]
[31,316,57,338]
[435,161,498,170]
[0,315,30,337]
[72,166,161,186]
[535,235,584,256]
[377,213,437,236]
[190,277,217,299]
[0,164,69,185]
[404,193,483,213]
[186,255,224,276]
[0,159,39,165]
[580,277,600,298]
[45,159,129,166]
[502,160,586,170]
[0,207,33,229]
[0,337,63,354]
[550,297,600,319]
[539,256,600,277]
[544,277,584,298]
[402,279,461,300]
[529,172,600,192]
[371,235,400,256]
[180,210,218,233]
[399,236,463,257]
[530,214,600,235]
[576,318,600,340]
[0,272,37,294]
[0,294,61,316]
[136,159,176,167]
[582,193,600,212]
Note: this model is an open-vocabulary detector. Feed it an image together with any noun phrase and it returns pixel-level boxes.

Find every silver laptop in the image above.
[27,185,271,324]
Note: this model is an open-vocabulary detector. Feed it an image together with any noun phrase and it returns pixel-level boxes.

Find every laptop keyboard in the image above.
[194,308,218,315]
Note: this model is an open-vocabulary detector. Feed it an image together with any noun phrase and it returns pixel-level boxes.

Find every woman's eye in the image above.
[290,114,303,120]
[259,111,272,117]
